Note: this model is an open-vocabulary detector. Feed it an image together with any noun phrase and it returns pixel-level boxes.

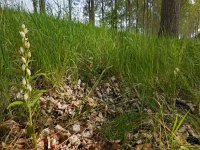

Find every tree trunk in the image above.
[143,0,146,34]
[89,0,95,25]
[196,11,200,37]
[151,0,154,34]
[158,0,180,37]
[68,0,72,20]
[126,0,131,30]
[101,0,104,23]
[113,0,118,29]
[32,0,38,13]
[39,0,45,14]
[136,0,139,33]
[146,0,149,34]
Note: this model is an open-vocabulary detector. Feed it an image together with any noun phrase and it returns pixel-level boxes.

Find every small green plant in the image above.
[170,111,189,149]
[155,102,189,149]
[7,24,44,149]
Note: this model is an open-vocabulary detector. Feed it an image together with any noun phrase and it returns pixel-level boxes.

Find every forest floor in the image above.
[1,75,200,150]
[2,8,200,149]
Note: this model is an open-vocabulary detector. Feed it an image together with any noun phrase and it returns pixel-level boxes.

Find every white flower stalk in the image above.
[19,24,32,98]
[15,24,40,148]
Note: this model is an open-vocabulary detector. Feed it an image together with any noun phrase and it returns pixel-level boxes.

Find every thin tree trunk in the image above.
[32,0,38,13]
[39,0,45,14]
[126,0,131,30]
[89,0,95,25]
[136,0,139,33]
[125,0,128,27]
[68,0,72,20]
[151,0,154,34]
[197,11,200,37]
[101,0,104,23]
[113,0,118,29]
[143,0,146,34]
[146,0,149,34]
[91,0,95,25]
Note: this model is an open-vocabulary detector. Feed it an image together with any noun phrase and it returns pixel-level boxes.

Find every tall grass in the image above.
[1,8,200,113]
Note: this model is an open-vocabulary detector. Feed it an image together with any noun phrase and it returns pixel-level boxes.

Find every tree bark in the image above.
[126,0,131,30]
[68,0,72,20]
[146,0,149,34]
[39,0,46,14]
[101,0,104,23]
[32,0,38,13]
[143,0,146,34]
[136,0,139,33]
[113,0,118,29]
[89,0,95,25]
[151,0,154,34]
[158,0,180,37]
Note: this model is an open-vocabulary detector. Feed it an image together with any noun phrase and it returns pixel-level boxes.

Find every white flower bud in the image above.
[16,92,22,99]
[27,84,32,92]
[24,41,30,49]
[21,24,26,30]
[20,89,23,93]
[26,68,31,76]
[22,37,28,43]
[175,68,180,73]
[23,28,29,34]
[22,78,26,85]
[22,64,26,71]
[21,57,26,64]
[27,52,31,58]
[24,93,28,100]
[174,67,180,76]
[19,31,26,38]
[20,47,24,54]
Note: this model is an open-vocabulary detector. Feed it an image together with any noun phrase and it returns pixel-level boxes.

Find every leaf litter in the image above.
[1,75,200,149]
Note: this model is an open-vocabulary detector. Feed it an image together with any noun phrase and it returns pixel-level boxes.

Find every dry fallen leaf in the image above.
[135,144,152,150]
[71,100,81,107]
[87,97,97,107]
[81,131,92,138]
[55,124,67,132]
[37,138,45,150]
[72,124,81,133]
[68,134,81,145]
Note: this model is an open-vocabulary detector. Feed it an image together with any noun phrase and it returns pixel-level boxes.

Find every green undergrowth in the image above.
[101,111,149,141]
[1,9,200,135]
